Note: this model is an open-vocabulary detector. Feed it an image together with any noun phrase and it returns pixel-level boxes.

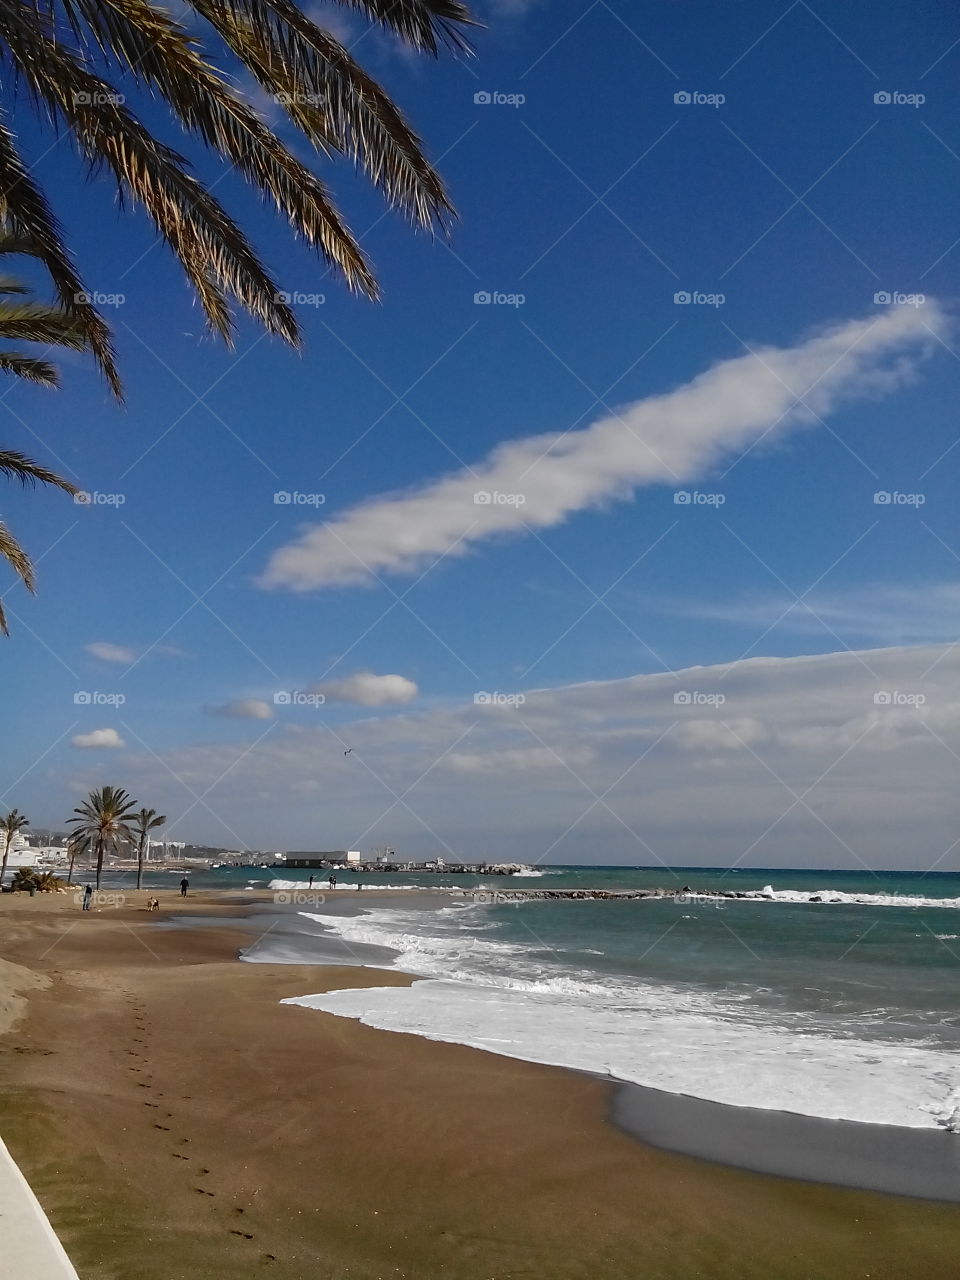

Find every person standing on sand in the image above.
[308,875,314,888]
[82,884,93,911]
[180,876,189,897]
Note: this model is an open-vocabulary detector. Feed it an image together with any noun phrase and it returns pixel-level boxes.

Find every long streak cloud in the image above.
[259,305,945,591]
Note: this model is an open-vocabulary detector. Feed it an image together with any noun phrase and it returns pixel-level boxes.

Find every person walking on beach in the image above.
[308,875,314,888]
[180,876,189,897]
[82,884,93,912]
[329,874,337,889]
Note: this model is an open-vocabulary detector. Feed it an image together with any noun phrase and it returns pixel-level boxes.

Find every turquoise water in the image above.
[117,861,960,897]
[247,865,960,1128]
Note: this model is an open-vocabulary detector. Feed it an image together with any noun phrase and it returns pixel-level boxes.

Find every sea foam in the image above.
[281,904,960,1131]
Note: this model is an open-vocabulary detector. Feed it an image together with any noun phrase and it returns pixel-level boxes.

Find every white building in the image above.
[1,833,40,869]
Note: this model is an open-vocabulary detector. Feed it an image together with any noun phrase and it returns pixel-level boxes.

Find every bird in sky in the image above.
[344,748,353,756]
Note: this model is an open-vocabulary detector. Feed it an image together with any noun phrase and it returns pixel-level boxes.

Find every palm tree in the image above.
[66,786,138,889]
[0,0,475,396]
[129,808,167,891]
[65,831,89,886]
[0,450,78,636]
[0,808,29,887]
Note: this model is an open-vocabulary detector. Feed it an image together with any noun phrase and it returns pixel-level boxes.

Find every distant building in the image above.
[1,832,40,869]
[285,850,362,868]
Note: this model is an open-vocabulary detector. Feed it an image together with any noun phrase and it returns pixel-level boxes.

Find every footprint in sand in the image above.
[172,1154,189,1161]
[153,1124,170,1131]
[261,1255,277,1263]
[229,1229,254,1239]
[195,1188,215,1197]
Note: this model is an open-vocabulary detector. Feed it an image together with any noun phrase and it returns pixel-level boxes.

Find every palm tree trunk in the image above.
[67,844,77,885]
[136,833,145,891]
[95,834,104,889]
[0,829,10,890]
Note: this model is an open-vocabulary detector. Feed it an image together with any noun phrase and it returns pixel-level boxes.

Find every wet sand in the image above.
[1,889,960,1279]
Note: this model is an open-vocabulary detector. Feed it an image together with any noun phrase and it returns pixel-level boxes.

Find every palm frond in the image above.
[327,0,476,54]
[0,6,300,344]
[0,351,59,385]
[192,0,457,230]
[61,0,378,294]
[0,301,88,348]
[0,226,41,257]
[0,449,78,493]
[0,519,33,633]
[0,114,122,397]
[0,276,29,295]
[0,0,474,374]
[0,520,32,590]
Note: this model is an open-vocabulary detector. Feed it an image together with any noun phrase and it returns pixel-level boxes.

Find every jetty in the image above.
[281,856,529,875]
[455,886,777,902]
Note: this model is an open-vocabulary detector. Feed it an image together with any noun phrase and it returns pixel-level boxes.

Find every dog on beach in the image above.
[146,897,160,912]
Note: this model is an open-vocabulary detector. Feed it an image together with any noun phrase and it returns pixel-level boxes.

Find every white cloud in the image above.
[86,641,136,664]
[206,698,276,721]
[259,306,945,591]
[109,643,960,869]
[445,744,596,774]
[645,582,960,646]
[71,728,126,750]
[310,672,418,706]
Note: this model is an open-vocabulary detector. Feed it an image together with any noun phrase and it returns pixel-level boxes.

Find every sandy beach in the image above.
[2,889,960,1280]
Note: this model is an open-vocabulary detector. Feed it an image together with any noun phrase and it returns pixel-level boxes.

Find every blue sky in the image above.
[3,0,959,865]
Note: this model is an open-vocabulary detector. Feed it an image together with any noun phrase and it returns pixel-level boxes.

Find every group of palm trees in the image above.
[0,0,475,629]
[1,791,167,891]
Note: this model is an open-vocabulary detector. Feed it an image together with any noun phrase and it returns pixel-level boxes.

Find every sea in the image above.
[129,863,960,1132]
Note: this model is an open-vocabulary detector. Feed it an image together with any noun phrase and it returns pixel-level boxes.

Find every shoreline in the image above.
[2,891,960,1277]
[611,1082,960,1202]
[137,890,960,1198]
